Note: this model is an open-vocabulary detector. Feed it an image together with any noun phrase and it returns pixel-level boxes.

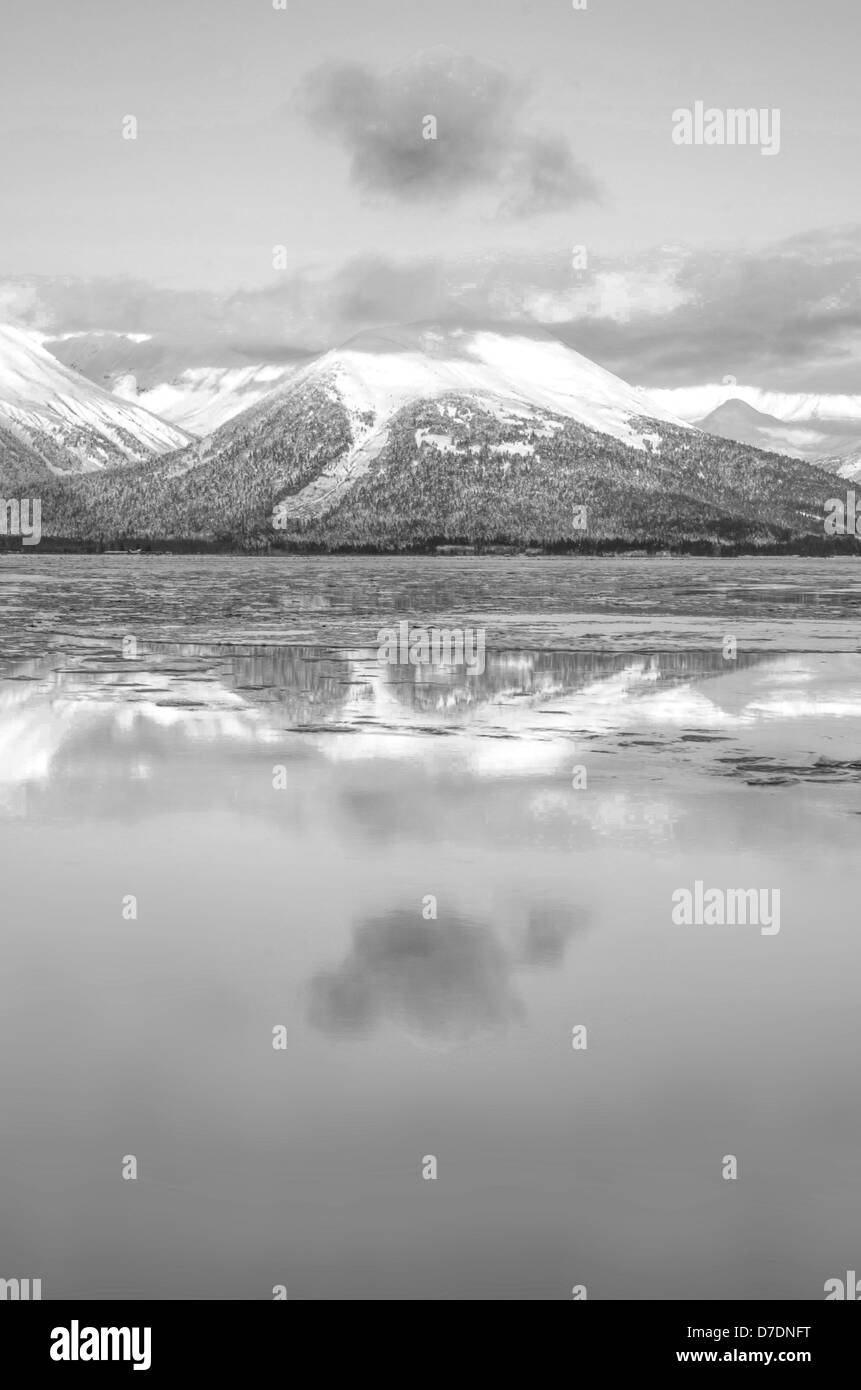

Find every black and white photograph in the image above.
[1,0,859,1347]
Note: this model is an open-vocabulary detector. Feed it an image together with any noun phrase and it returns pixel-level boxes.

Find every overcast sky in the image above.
[1,0,860,389]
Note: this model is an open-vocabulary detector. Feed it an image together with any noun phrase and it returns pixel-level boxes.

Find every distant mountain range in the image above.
[693,398,861,481]
[0,322,854,550]
[648,386,861,482]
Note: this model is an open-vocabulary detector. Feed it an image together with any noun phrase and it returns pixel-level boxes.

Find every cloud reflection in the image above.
[307,900,588,1047]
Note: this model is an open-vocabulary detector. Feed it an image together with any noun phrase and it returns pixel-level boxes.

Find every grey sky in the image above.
[0,0,859,387]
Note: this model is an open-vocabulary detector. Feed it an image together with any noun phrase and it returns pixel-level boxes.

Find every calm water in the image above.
[1,556,860,1300]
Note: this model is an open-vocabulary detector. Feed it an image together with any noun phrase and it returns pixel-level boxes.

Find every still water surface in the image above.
[1,557,859,1299]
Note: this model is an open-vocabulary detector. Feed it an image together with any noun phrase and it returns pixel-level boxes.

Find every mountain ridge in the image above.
[0,325,195,473]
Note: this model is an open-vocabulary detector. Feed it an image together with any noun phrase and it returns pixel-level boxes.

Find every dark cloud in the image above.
[297,50,598,217]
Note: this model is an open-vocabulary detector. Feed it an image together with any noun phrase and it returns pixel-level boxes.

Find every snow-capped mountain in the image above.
[190,321,695,522]
[695,397,861,462]
[651,380,861,465]
[191,319,689,511]
[651,382,861,429]
[291,322,693,449]
[0,326,194,471]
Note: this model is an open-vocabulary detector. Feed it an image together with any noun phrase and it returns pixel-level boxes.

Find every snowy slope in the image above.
[115,363,298,435]
[297,323,692,449]
[0,326,194,470]
[0,418,57,488]
[44,330,302,436]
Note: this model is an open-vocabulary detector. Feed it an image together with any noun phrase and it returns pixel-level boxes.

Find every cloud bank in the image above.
[3,227,861,394]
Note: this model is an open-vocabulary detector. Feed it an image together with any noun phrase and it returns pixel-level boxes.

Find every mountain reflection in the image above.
[222,645,772,727]
[2,641,776,725]
[2,645,860,824]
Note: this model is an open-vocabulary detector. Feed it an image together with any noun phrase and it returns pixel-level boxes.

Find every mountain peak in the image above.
[303,320,691,449]
[699,397,786,428]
